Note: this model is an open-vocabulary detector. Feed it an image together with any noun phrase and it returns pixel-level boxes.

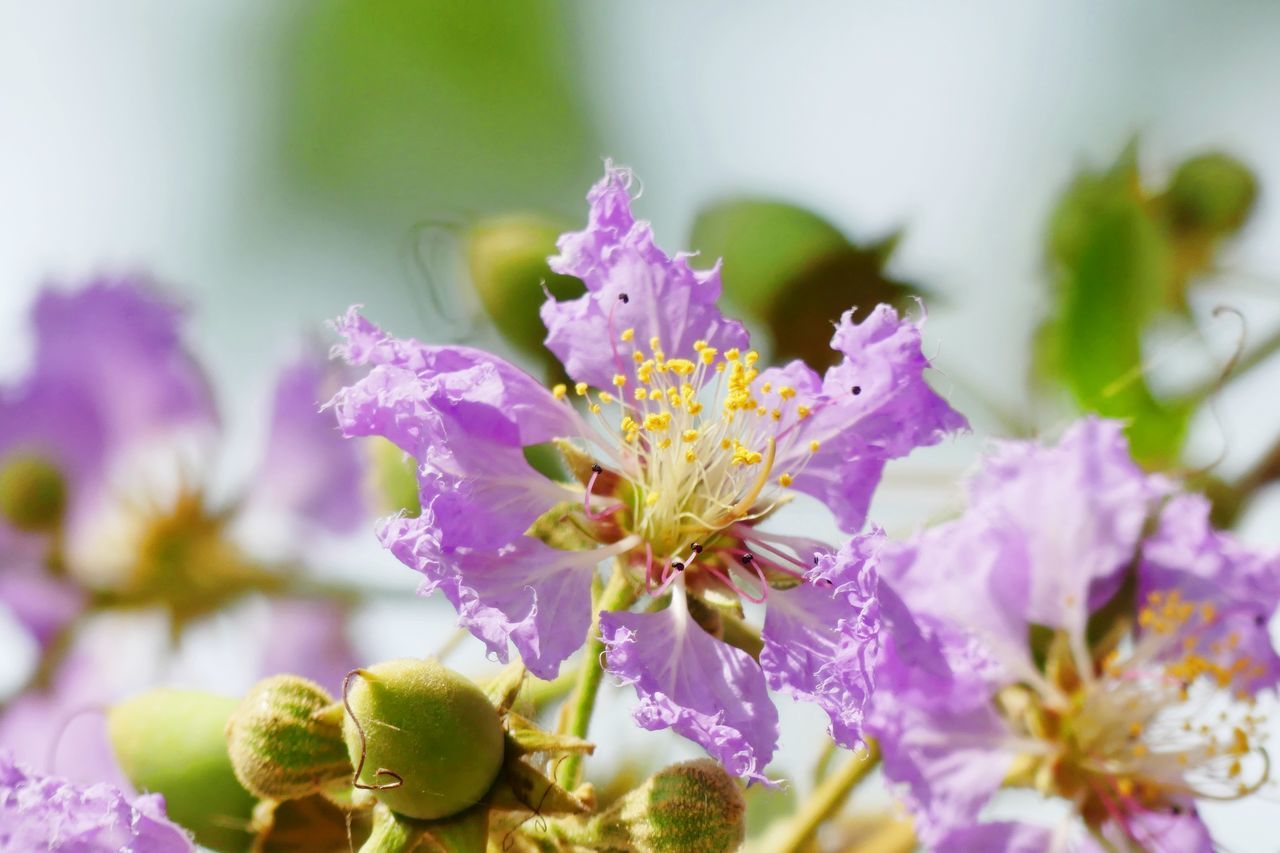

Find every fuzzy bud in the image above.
[342,658,505,820]
[226,675,351,801]
[579,759,746,853]
[108,689,257,851]
[0,454,67,532]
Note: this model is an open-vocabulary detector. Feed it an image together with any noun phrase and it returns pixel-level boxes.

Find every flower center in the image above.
[1001,590,1270,831]
[552,316,820,562]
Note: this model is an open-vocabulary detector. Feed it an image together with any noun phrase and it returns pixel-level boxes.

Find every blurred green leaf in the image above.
[282,0,598,219]
[690,199,926,368]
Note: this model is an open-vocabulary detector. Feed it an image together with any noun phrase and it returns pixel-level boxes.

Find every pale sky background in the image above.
[2,2,1280,848]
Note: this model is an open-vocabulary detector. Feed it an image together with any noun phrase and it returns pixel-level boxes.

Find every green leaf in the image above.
[689,199,925,367]
[282,0,598,220]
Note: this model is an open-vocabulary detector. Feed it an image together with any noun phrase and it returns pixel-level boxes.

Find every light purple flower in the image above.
[332,164,965,777]
[864,418,1277,848]
[0,752,192,852]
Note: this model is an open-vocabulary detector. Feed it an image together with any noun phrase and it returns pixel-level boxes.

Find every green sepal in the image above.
[552,438,603,488]
[361,802,490,853]
[488,755,589,817]
[251,794,371,852]
[484,661,527,714]
[504,714,595,757]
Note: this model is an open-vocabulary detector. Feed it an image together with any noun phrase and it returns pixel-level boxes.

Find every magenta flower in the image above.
[862,418,1279,848]
[0,753,192,851]
[331,164,964,781]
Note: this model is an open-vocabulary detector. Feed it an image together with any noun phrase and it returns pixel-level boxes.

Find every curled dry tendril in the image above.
[342,669,404,792]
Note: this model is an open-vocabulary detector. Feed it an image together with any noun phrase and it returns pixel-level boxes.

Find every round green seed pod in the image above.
[108,689,257,852]
[341,658,505,820]
[226,675,351,801]
[1167,152,1257,235]
[0,454,67,532]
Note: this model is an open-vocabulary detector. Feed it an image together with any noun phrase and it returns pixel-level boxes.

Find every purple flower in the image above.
[865,417,1278,848]
[332,164,965,778]
[0,752,192,851]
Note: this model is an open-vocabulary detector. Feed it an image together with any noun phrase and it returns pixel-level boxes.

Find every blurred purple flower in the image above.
[0,752,192,851]
[332,164,964,780]
[864,418,1279,848]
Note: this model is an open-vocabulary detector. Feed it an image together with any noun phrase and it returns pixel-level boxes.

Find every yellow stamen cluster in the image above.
[562,328,821,556]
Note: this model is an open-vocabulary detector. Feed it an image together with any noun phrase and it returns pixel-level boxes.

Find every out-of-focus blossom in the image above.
[864,418,1279,849]
[0,752,192,851]
[332,164,965,781]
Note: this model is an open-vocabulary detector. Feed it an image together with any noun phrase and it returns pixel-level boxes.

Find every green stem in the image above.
[774,740,882,853]
[555,565,637,789]
[360,806,426,853]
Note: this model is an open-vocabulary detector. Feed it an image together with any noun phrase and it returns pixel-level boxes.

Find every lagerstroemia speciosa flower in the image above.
[859,418,1279,850]
[0,752,192,852]
[0,279,365,784]
[331,164,965,782]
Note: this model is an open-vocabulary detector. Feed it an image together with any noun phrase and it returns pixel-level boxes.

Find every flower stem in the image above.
[555,564,636,790]
[773,740,882,853]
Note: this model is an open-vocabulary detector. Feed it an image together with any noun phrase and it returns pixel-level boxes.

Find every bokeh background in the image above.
[3,1,1280,848]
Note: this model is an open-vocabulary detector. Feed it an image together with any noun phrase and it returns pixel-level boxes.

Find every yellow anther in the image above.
[643,413,672,431]
[809,440,821,452]
[761,382,772,393]
[598,391,614,404]
[613,374,627,387]
[725,348,741,361]
[771,410,782,421]
[667,358,696,375]
[682,429,700,443]
[687,401,703,415]
[779,473,794,487]
[634,388,647,401]
[621,416,638,433]
[621,327,635,342]
[700,347,717,365]
[797,405,811,419]
[658,438,672,450]
[574,382,588,396]
[649,389,663,401]
[715,362,726,373]
[1116,778,1134,798]
[721,439,732,450]
[590,404,601,414]
[685,450,697,463]
[552,384,568,400]
[649,336,662,352]
[779,386,797,400]
[645,492,660,507]
[693,339,708,351]
[745,350,759,366]
[633,351,645,363]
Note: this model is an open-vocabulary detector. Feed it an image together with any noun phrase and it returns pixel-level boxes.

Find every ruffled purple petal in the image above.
[1140,494,1280,693]
[759,535,884,749]
[543,165,749,389]
[418,431,571,550]
[248,355,369,535]
[770,306,966,531]
[1102,804,1213,853]
[965,417,1165,637]
[379,514,596,680]
[0,752,192,851]
[933,822,1059,853]
[331,308,581,449]
[865,582,1014,846]
[601,593,778,785]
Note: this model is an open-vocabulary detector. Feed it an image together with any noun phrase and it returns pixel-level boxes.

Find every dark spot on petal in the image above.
[590,463,602,474]
[1256,614,1268,627]
[618,293,630,304]
[851,385,862,395]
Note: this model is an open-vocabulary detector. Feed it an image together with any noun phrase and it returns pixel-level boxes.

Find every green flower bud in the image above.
[108,689,257,852]
[466,215,584,359]
[226,675,351,801]
[1167,152,1257,236]
[0,454,67,532]
[577,759,746,853]
[342,658,505,820]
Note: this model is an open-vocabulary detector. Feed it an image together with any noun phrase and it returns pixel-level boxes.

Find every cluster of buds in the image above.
[105,658,745,852]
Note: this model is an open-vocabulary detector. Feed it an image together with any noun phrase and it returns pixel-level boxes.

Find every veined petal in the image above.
[772,306,966,531]
[248,354,369,535]
[543,164,749,390]
[1140,494,1280,693]
[601,591,778,785]
[0,754,192,851]
[379,514,596,680]
[966,417,1165,637]
[331,308,581,448]
[419,431,571,550]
